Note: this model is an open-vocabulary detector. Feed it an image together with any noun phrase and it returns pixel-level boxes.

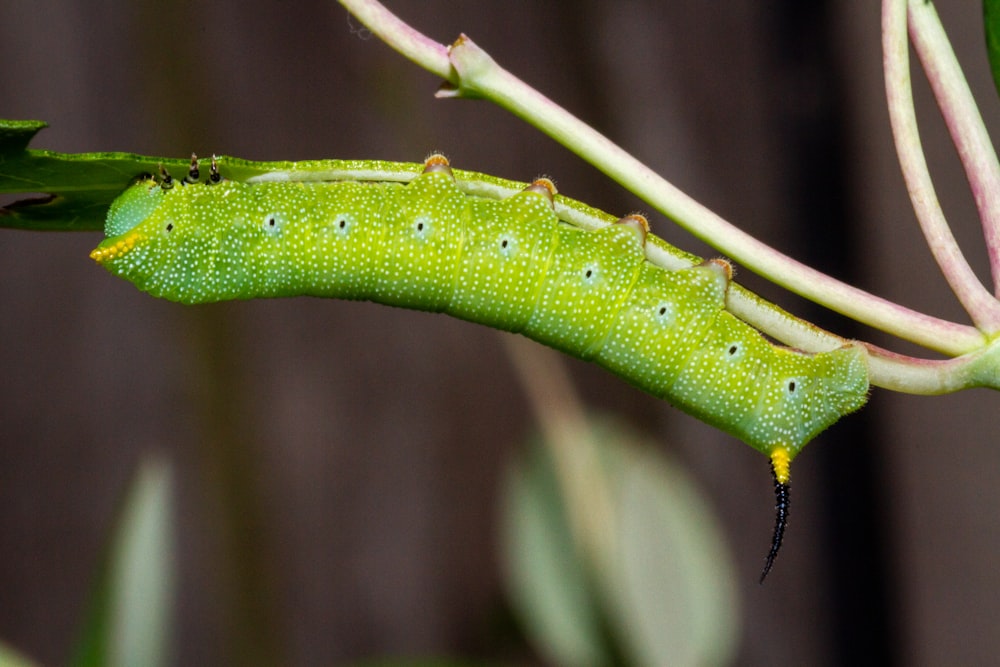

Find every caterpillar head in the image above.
[93,156,222,269]
[91,157,237,303]
[91,178,162,260]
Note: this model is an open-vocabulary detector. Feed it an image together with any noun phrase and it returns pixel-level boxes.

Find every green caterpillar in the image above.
[91,154,869,580]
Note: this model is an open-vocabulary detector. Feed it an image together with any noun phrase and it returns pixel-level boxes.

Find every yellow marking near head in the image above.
[89,230,145,264]
[770,447,791,484]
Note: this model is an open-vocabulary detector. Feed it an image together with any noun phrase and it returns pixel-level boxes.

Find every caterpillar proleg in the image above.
[90,154,869,580]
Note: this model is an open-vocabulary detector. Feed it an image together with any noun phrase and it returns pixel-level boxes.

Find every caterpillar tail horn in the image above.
[760,447,791,584]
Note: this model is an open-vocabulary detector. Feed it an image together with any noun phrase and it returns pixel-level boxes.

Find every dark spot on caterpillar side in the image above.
[166,223,173,232]
[330,215,351,235]
[412,217,432,239]
[728,345,739,356]
[585,269,593,278]
[653,302,675,325]
[788,381,796,392]
[263,214,284,234]
[501,239,509,248]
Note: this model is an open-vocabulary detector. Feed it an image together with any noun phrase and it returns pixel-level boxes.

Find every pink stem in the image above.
[908,0,1000,299]
[883,0,1000,331]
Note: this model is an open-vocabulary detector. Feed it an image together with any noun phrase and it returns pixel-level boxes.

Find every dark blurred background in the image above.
[1,1,999,665]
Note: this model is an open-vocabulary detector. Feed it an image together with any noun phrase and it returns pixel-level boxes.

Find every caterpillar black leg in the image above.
[158,165,174,190]
[208,155,221,184]
[185,154,200,184]
[760,447,791,583]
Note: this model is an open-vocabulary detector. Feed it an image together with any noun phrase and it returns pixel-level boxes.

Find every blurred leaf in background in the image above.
[69,456,175,667]
[0,640,40,667]
[502,419,740,667]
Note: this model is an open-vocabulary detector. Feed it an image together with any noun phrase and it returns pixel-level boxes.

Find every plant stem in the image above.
[443,33,982,355]
[337,0,981,356]
[884,0,1000,331]
[865,335,1000,393]
[336,0,1000,392]
[908,0,1000,298]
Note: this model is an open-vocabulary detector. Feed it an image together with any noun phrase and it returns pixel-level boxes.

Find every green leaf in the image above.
[0,639,42,667]
[985,0,1000,96]
[0,117,559,234]
[501,420,740,667]
[0,119,47,154]
[0,119,191,231]
[69,457,175,667]
[501,441,612,666]
[603,443,740,667]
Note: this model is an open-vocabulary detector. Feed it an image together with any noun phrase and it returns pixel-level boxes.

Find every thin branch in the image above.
[339,0,982,356]
[908,0,1000,298]
[883,0,1000,330]
[443,33,982,355]
[335,0,1000,392]
[865,335,1000,394]
[341,0,453,80]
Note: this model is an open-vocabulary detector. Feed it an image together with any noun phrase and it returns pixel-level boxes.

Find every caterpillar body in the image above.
[91,155,869,580]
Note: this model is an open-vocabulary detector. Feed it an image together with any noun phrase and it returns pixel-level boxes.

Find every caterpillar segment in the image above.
[90,154,870,579]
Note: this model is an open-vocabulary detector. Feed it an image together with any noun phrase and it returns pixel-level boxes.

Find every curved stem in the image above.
[448,34,982,355]
[338,0,981,356]
[335,0,1000,392]
[883,0,1000,331]
[341,0,453,80]
[865,335,1000,394]
[907,0,1000,299]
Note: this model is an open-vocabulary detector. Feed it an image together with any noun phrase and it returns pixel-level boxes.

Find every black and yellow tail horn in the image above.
[760,447,791,583]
